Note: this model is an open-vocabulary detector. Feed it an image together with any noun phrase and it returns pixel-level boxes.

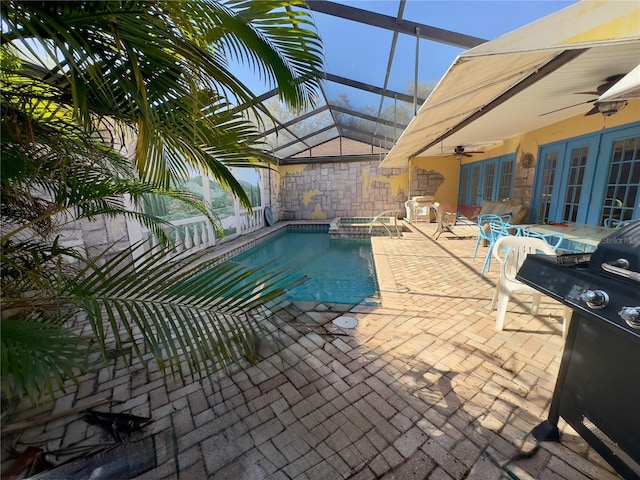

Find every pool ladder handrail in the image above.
[368,210,402,238]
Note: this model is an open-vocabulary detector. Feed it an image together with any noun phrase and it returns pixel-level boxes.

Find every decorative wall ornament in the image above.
[521,152,535,168]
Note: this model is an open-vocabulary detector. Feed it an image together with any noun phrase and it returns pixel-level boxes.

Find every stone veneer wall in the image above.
[80,215,132,265]
[59,215,132,269]
[409,167,445,198]
[512,152,537,216]
[261,167,281,220]
[277,159,408,220]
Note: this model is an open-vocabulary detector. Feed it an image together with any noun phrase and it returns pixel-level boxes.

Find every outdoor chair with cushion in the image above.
[477,200,528,225]
[490,235,572,337]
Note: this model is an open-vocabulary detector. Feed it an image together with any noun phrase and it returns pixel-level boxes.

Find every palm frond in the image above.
[204,0,324,109]
[1,236,84,302]
[1,319,87,403]
[1,0,324,195]
[68,240,306,380]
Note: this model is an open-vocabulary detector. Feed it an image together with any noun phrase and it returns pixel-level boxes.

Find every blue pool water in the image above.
[229,227,379,305]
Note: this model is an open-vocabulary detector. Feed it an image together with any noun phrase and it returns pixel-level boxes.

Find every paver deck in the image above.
[1,221,622,479]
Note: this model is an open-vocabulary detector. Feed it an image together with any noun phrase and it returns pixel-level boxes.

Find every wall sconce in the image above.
[597,100,627,116]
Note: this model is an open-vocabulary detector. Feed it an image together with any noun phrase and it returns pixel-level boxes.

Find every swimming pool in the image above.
[228,226,380,305]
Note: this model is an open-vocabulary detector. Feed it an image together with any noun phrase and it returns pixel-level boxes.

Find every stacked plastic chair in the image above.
[604,218,634,229]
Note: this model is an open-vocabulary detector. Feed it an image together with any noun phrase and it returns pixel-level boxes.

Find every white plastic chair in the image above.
[404,198,434,223]
[490,235,572,337]
[404,200,416,222]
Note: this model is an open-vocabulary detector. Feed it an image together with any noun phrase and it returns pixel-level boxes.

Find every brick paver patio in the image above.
[1,221,621,479]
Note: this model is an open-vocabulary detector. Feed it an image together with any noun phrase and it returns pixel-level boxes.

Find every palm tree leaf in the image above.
[2,0,324,197]
[69,240,306,380]
[203,0,324,109]
[1,319,86,403]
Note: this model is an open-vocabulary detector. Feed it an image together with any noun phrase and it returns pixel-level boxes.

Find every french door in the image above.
[533,124,640,225]
[459,155,515,206]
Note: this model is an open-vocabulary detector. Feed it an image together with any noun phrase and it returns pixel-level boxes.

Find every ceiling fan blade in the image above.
[574,90,599,96]
[584,105,600,116]
[540,99,596,116]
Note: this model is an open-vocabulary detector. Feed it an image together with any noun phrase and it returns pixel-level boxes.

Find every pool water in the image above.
[229,228,379,305]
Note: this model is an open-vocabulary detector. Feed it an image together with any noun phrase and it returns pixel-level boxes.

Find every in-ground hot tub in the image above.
[329,217,409,239]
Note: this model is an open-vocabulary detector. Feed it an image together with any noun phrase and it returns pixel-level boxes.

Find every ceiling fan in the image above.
[451,145,484,160]
[540,74,626,117]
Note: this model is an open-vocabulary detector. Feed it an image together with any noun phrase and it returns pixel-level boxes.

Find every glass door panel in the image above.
[533,147,561,224]
[483,162,496,201]
[458,165,470,205]
[548,137,597,224]
[600,135,640,225]
[471,164,482,205]
[497,160,514,200]
[562,146,588,223]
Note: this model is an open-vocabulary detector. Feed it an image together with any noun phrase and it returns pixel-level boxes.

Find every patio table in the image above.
[523,223,614,252]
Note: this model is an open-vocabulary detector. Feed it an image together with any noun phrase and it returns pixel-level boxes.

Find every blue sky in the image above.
[345,1,576,39]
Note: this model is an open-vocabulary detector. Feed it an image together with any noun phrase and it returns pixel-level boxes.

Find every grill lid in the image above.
[589,221,640,280]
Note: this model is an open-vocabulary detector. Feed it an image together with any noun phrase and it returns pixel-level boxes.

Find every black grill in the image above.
[517,221,640,480]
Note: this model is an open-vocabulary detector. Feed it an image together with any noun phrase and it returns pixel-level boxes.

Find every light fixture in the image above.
[454,153,463,161]
[597,100,627,116]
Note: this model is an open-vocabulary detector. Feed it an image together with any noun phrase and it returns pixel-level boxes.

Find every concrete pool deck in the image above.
[0,221,622,479]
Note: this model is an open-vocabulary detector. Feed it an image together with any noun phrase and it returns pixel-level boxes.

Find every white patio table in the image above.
[523,223,614,252]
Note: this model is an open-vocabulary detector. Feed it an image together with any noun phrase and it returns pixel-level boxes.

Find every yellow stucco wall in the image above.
[413,100,640,212]
[409,157,460,214]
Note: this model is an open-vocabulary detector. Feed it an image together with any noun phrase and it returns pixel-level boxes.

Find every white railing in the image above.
[128,208,267,262]
[159,216,217,253]
[368,210,402,238]
[238,206,265,235]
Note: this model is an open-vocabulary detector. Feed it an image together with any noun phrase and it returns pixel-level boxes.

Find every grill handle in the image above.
[601,262,640,282]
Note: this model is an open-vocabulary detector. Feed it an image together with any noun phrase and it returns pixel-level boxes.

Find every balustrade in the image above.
[130,207,266,261]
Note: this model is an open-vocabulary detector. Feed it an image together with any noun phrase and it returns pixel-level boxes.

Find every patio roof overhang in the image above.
[379,1,640,169]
